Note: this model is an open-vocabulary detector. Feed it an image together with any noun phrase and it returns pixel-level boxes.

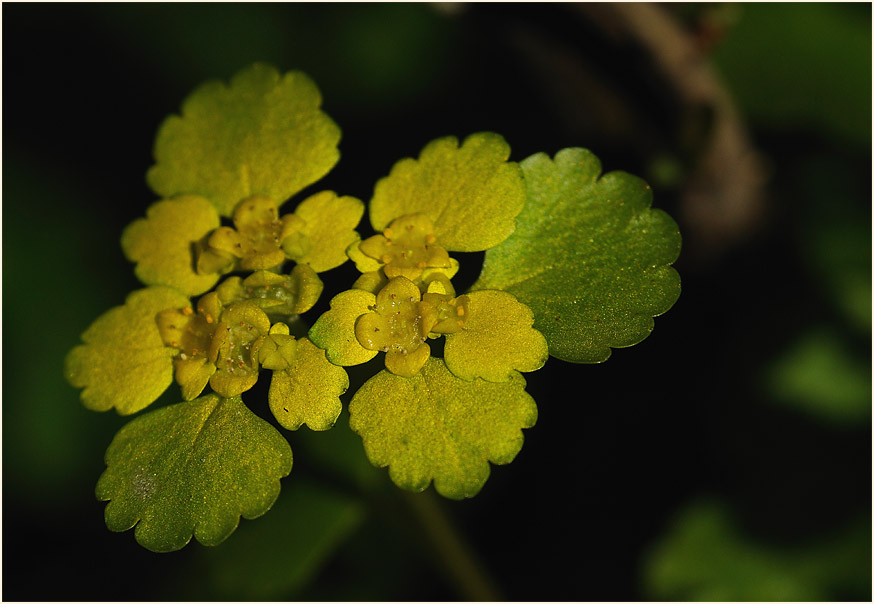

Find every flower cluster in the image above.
[65,65,361,428]
[62,64,681,552]
[65,68,548,487]
[310,132,549,385]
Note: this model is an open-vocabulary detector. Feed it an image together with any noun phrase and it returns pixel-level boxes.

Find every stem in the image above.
[577,3,767,260]
[402,489,503,601]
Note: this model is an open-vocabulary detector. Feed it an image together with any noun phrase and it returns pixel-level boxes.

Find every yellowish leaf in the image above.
[268,338,348,431]
[96,394,292,552]
[65,287,189,414]
[308,289,377,366]
[285,190,364,272]
[147,64,340,217]
[369,132,525,251]
[444,290,548,381]
[349,358,537,499]
[121,195,221,296]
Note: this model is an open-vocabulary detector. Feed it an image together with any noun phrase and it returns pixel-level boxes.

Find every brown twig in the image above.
[579,3,769,262]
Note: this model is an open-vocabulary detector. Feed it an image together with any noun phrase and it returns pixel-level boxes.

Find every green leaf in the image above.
[643,500,872,601]
[96,394,292,552]
[348,358,536,499]
[644,501,817,601]
[64,286,189,415]
[121,195,222,296]
[201,478,365,600]
[269,338,349,431]
[474,148,681,363]
[285,190,364,272]
[147,63,341,217]
[444,289,548,382]
[308,289,378,366]
[765,327,872,425]
[369,132,526,251]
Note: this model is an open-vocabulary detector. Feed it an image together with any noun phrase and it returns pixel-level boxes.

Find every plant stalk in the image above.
[402,489,503,601]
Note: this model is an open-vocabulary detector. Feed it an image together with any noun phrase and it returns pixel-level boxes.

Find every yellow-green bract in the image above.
[348,358,537,500]
[147,63,341,218]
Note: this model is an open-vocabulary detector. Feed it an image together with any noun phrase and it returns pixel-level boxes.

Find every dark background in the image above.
[3,3,871,601]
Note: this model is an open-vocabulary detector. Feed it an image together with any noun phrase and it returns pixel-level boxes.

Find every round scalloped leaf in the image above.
[348,358,537,500]
[444,290,548,382]
[64,286,189,415]
[147,63,341,217]
[121,195,221,296]
[286,190,364,272]
[308,289,378,366]
[96,394,292,553]
[269,338,349,431]
[369,132,525,252]
[473,148,681,363]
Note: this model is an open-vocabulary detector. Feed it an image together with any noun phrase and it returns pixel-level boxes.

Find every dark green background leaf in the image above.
[643,500,872,601]
[202,478,365,600]
[765,327,871,425]
[712,3,871,146]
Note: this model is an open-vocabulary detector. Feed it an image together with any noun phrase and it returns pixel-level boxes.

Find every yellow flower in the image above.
[358,214,451,281]
[199,195,304,272]
[215,265,323,322]
[355,277,438,377]
[157,292,272,399]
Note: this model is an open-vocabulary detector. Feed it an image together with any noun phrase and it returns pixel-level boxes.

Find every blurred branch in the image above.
[403,490,503,601]
[579,3,769,262]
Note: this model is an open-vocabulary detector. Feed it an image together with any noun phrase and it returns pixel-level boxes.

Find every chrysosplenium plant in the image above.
[65,64,681,552]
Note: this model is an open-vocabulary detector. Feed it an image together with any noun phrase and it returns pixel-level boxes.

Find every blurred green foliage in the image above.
[796,154,872,334]
[712,3,871,146]
[642,5,871,601]
[3,2,870,601]
[645,500,871,601]
[198,478,365,600]
[766,327,871,425]
[3,156,137,501]
[95,3,456,113]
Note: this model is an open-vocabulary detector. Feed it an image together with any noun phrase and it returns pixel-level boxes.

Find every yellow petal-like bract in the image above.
[121,195,221,296]
[308,289,378,366]
[369,132,525,252]
[147,64,341,217]
[286,191,365,272]
[268,338,348,431]
[349,358,537,500]
[444,290,548,382]
[65,286,189,415]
